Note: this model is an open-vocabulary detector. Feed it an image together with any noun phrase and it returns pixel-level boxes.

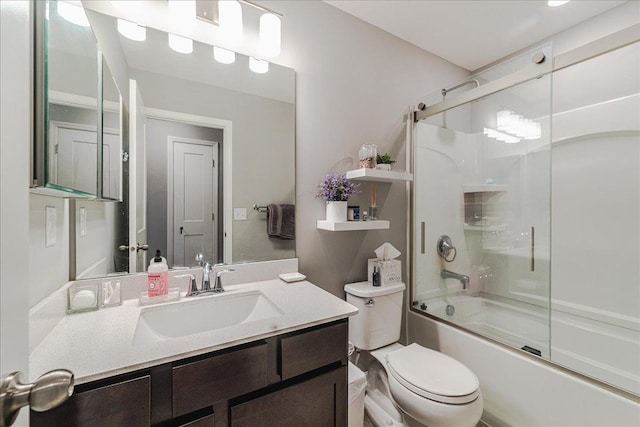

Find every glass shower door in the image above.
[412,69,552,357]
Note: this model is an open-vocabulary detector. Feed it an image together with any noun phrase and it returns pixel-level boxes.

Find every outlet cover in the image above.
[233,208,247,221]
[80,207,87,237]
[45,206,57,247]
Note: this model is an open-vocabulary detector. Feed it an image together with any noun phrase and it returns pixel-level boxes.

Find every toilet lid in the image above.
[386,343,480,405]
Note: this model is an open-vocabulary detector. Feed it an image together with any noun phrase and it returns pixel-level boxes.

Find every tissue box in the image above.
[368,259,402,285]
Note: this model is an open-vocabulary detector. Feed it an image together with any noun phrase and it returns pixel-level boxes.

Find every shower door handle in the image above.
[530,226,535,272]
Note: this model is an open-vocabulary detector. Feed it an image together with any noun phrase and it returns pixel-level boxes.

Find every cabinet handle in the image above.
[421,222,425,254]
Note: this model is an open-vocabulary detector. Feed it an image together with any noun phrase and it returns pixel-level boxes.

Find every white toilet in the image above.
[344,282,483,427]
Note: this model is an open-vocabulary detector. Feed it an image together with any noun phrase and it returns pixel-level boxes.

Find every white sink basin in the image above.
[132,290,284,346]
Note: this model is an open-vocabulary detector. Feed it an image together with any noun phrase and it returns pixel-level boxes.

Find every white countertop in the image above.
[30,279,357,384]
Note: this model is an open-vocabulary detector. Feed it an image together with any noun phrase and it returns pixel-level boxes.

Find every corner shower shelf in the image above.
[317,220,390,231]
[346,168,413,183]
[463,184,507,193]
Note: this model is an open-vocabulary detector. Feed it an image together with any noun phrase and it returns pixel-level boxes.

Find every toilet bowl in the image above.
[371,343,482,427]
[345,282,483,427]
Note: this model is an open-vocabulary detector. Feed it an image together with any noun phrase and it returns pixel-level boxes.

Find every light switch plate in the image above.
[45,206,57,247]
[80,207,87,237]
[234,208,247,220]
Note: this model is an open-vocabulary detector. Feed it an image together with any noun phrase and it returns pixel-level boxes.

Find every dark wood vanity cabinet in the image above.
[31,320,348,427]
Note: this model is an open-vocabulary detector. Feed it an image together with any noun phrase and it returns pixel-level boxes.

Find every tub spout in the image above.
[441,269,469,290]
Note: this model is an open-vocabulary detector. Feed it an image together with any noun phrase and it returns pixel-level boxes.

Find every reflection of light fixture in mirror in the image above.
[57,1,90,27]
[548,0,570,6]
[484,128,520,144]
[249,57,269,74]
[218,0,243,46]
[168,34,193,54]
[497,110,541,140]
[117,19,146,41]
[259,13,281,58]
[168,0,196,27]
[213,46,235,64]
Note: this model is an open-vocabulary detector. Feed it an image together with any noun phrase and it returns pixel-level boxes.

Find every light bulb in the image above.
[117,19,146,41]
[249,57,269,74]
[259,13,281,58]
[214,46,235,64]
[218,0,243,46]
[168,34,193,54]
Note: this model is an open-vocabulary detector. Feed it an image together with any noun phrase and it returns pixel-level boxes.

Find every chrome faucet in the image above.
[175,273,198,296]
[201,262,213,292]
[441,269,470,290]
[212,269,235,293]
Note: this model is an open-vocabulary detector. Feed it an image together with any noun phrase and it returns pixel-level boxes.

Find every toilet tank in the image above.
[344,282,405,350]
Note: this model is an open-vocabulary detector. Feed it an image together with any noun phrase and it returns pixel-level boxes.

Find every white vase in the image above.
[326,201,347,222]
[376,164,391,171]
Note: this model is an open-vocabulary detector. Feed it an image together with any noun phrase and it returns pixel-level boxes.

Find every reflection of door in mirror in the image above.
[129,80,148,272]
[171,138,218,267]
[147,118,223,267]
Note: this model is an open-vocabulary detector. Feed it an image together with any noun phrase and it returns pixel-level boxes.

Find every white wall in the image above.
[0,2,31,425]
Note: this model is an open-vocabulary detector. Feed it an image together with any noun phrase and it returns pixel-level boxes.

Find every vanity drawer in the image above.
[30,375,150,426]
[173,343,268,417]
[280,321,348,380]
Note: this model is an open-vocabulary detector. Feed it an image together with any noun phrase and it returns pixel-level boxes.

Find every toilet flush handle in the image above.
[365,299,375,307]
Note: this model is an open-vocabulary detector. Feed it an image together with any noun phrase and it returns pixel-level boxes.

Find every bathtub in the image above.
[416,294,640,394]
[417,294,550,358]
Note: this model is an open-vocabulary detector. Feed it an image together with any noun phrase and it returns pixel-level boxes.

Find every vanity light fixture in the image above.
[218,0,243,46]
[168,34,193,54]
[168,0,196,27]
[249,57,269,74]
[117,19,146,41]
[57,1,90,27]
[548,0,570,7]
[259,13,281,58]
[213,46,236,64]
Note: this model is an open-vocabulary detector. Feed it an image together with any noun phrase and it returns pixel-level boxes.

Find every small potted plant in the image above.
[316,173,360,222]
[376,153,396,171]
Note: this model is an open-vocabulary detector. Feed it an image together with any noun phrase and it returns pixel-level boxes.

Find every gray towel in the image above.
[267,204,295,240]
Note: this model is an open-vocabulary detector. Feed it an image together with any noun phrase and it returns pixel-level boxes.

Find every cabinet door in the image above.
[30,376,151,426]
[229,366,347,427]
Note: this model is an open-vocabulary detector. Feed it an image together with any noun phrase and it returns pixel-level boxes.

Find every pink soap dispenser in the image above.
[147,250,168,297]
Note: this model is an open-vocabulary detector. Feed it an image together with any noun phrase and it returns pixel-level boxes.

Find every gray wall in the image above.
[273,1,469,297]
[145,118,223,264]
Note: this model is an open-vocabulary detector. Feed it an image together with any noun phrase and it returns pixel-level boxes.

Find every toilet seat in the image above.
[385,343,480,405]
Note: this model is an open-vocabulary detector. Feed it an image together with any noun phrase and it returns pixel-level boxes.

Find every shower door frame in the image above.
[408,23,640,399]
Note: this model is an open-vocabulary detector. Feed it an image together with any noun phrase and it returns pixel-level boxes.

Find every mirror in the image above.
[45,0,101,196]
[72,7,295,278]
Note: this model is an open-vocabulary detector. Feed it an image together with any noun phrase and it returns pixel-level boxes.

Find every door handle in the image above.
[0,370,74,427]
[118,245,129,251]
[136,243,149,252]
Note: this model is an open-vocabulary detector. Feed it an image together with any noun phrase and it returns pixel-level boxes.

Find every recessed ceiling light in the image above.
[168,34,193,54]
[57,1,89,27]
[548,1,570,7]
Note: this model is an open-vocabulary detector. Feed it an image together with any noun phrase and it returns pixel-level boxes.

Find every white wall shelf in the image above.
[463,184,507,193]
[317,220,390,231]
[346,168,413,183]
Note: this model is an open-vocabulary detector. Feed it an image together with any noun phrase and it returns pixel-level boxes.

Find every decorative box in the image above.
[367,259,402,285]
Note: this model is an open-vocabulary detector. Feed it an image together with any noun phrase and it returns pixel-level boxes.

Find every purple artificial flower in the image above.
[315,173,360,201]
